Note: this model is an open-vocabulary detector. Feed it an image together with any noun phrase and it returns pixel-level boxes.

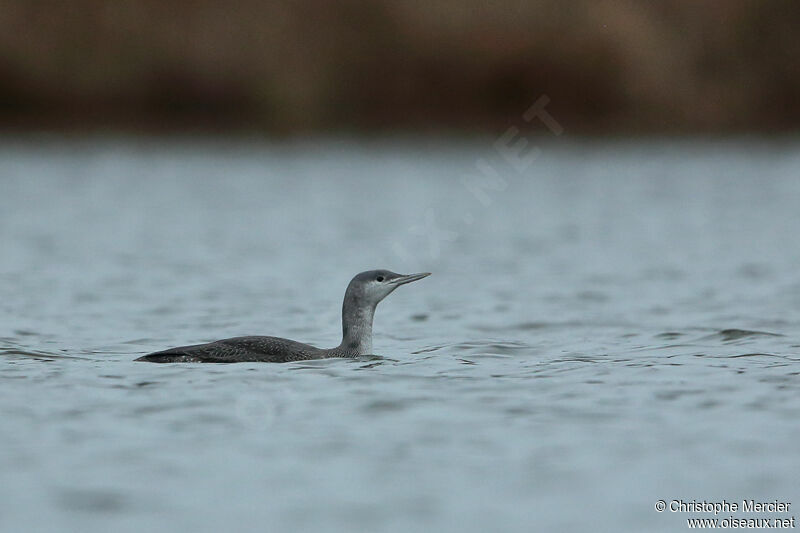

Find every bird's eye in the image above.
[376,276,384,282]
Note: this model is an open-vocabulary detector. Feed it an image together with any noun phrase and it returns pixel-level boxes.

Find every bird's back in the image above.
[136,336,326,363]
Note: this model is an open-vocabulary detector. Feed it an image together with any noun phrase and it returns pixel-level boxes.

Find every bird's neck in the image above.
[338,294,375,356]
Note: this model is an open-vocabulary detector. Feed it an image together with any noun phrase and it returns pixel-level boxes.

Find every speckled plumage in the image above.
[135,270,429,363]
[137,336,333,363]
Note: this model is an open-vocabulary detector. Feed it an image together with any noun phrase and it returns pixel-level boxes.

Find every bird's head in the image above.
[345,269,431,308]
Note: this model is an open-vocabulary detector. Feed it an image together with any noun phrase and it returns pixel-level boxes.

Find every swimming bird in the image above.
[135,270,430,363]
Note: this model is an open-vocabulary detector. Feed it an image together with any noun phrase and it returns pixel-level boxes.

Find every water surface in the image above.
[1,138,800,532]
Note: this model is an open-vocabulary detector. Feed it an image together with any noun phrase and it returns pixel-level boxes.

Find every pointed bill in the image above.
[390,272,431,286]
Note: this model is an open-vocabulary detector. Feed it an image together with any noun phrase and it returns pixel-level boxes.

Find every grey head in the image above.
[345,270,431,307]
[336,269,430,356]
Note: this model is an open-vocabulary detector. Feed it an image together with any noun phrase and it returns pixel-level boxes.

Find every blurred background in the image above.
[1,0,799,135]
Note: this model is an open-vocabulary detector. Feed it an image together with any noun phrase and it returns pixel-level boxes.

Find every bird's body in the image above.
[138,336,327,363]
[136,270,429,363]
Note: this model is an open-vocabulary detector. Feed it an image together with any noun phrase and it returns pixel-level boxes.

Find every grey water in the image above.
[1,137,800,532]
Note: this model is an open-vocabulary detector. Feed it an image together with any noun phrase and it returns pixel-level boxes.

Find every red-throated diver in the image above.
[135,270,430,363]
